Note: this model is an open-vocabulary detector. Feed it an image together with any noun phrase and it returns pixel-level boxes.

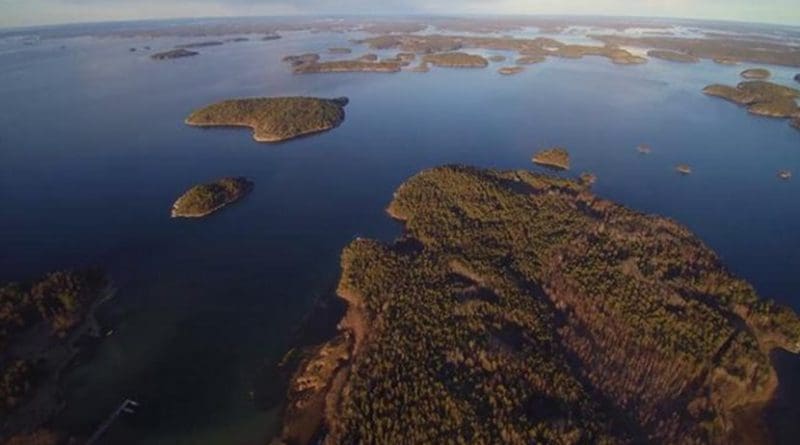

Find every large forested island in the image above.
[171,177,254,218]
[185,96,348,142]
[278,166,800,445]
[1,269,109,441]
[704,81,800,128]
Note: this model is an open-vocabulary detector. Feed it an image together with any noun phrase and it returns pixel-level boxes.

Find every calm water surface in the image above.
[0,26,798,444]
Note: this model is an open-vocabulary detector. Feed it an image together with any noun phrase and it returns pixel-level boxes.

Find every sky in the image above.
[1,0,799,28]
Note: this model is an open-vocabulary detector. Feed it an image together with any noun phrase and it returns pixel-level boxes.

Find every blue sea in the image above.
[0,20,798,444]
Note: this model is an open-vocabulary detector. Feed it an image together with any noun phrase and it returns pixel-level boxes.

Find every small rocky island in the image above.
[150,48,198,60]
[185,96,348,142]
[676,164,692,174]
[740,68,771,79]
[795,73,800,83]
[422,52,489,68]
[277,165,800,445]
[637,144,652,154]
[171,177,254,218]
[647,49,699,63]
[778,170,792,180]
[532,147,570,169]
[498,66,524,75]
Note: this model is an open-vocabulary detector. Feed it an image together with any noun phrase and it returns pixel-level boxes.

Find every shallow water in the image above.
[0,24,799,444]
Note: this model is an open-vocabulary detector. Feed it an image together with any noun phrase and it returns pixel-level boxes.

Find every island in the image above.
[703,81,800,126]
[796,73,800,83]
[421,52,489,68]
[185,96,349,142]
[277,165,800,445]
[1,268,110,441]
[676,164,692,174]
[263,33,282,41]
[293,60,402,74]
[532,147,570,169]
[647,49,699,63]
[498,66,524,75]
[282,53,320,67]
[714,57,739,65]
[778,170,792,180]
[171,177,254,218]
[176,40,224,49]
[637,144,652,154]
[741,68,771,79]
[516,55,545,65]
[150,48,198,60]
[328,47,352,54]
[488,54,507,62]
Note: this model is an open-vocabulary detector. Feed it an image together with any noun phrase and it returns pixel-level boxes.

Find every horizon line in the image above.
[1,12,799,33]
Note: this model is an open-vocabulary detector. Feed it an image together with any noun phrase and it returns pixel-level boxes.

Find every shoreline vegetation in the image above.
[532,147,570,170]
[171,177,254,218]
[185,96,349,142]
[703,80,800,130]
[1,269,111,442]
[276,165,800,444]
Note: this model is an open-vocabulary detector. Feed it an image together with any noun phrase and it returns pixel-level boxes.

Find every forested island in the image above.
[498,66,524,75]
[150,48,198,60]
[532,147,570,169]
[741,68,771,79]
[647,49,699,63]
[277,165,800,445]
[704,81,800,127]
[171,177,254,218]
[1,269,110,441]
[422,52,489,68]
[185,96,349,142]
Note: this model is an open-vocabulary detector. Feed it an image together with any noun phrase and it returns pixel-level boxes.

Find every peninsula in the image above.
[150,48,198,60]
[278,165,800,445]
[704,81,800,126]
[185,96,349,142]
[1,269,110,440]
[171,177,254,218]
[532,147,570,169]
